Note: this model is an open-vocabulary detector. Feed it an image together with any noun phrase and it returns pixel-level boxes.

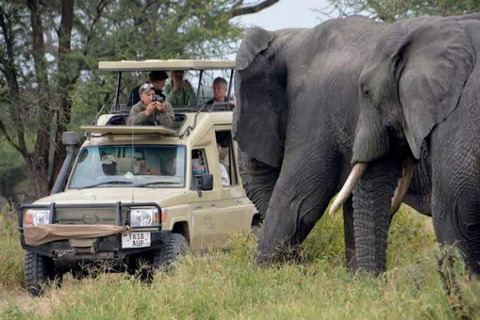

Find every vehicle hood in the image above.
[34,188,186,206]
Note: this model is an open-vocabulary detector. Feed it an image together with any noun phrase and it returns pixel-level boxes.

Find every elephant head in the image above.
[332,17,475,214]
[233,27,301,168]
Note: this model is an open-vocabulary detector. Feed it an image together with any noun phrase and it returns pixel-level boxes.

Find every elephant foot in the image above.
[256,244,304,266]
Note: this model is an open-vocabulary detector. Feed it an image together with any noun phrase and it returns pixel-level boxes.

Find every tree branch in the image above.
[0,119,28,157]
[230,0,279,17]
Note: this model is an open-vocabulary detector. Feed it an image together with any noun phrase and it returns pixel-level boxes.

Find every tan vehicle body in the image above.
[19,59,254,295]
[29,111,256,251]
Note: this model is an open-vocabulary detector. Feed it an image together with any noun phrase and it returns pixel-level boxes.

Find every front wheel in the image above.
[24,251,60,296]
[152,233,188,272]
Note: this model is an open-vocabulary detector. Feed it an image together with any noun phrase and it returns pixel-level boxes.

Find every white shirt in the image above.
[219,163,230,187]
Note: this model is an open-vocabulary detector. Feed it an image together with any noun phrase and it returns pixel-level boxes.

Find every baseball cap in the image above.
[101,154,117,165]
[138,83,155,95]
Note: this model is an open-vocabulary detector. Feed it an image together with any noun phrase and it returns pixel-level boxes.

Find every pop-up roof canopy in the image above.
[98,59,235,72]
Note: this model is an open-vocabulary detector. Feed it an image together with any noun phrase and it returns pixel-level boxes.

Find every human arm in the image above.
[155,101,175,128]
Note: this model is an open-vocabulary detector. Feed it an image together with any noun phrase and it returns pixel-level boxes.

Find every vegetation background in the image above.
[1,0,480,318]
[1,205,479,319]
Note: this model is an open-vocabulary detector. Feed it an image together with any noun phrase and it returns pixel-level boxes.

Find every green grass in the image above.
[1,205,479,320]
[0,209,24,292]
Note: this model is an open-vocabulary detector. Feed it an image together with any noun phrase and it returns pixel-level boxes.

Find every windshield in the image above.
[68,145,186,189]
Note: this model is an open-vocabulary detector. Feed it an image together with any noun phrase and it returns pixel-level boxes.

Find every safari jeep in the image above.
[18,60,259,296]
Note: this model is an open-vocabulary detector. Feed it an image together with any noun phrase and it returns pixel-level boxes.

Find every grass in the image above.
[0,205,479,320]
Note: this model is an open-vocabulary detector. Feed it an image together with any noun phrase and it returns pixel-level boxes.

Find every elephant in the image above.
[233,16,432,268]
[333,14,480,274]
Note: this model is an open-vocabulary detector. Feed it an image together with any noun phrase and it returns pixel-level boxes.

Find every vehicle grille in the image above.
[55,207,129,225]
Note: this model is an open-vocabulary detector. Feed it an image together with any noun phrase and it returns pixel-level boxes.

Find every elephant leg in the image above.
[431,151,480,274]
[257,146,340,264]
[343,196,358,271]
[352,156,402,274]
[238,150,280,220]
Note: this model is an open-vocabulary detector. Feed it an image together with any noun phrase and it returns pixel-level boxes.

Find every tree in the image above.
[323,0,480,22]
[0,0,279,199]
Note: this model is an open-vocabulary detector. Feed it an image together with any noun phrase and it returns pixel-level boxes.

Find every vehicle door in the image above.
[189,146,222,249]
[211,127,256,241]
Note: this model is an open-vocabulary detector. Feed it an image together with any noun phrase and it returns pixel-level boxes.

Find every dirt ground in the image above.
[0,289,52,317]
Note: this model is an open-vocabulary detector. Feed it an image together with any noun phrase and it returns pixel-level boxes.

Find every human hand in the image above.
[145,102,157,116]
[172,79,183,92]
[156,102,166,112]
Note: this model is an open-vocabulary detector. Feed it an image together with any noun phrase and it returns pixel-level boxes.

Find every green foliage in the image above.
[324,0,480,21]
[0,0,250,197]
[0,209,24,291]
[1,205,479,319]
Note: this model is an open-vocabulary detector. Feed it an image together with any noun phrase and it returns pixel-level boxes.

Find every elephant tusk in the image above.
[389,157,415,214]
[329,163,367,215]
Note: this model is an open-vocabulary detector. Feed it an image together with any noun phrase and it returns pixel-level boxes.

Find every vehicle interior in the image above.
[95,60,236,128]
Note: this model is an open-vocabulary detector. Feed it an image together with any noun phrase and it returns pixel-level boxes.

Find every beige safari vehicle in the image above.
[18,60,259,295]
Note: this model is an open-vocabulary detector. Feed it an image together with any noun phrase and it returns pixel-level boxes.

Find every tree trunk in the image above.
[28,0,53,198]
[51,0,75,189]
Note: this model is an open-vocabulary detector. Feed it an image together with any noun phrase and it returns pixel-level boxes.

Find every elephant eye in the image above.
[360,84,371,98]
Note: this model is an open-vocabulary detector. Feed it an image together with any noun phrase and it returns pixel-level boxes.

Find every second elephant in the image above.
[233,16,431,269]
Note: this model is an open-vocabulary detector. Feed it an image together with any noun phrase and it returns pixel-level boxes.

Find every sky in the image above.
[235,0,332,30]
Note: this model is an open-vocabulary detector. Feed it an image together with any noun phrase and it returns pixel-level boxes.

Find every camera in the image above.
[153,94,165,103]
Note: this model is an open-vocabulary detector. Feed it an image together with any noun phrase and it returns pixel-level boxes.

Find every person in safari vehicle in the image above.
[127,83,175,127]
[163,70,196,107]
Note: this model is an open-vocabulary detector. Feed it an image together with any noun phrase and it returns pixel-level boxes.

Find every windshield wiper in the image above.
[134,181,179,187]
[83,181,134,189]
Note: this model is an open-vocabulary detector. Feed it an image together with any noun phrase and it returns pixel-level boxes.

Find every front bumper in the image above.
[18,201,167,263]
[20,230,171,262]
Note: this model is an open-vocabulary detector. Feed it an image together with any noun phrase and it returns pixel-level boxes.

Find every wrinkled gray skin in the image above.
[233,16,431,268]
[352,14,480,273]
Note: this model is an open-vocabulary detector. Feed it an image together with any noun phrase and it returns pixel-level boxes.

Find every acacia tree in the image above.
[0,0,279,199]
[324,0,480,21]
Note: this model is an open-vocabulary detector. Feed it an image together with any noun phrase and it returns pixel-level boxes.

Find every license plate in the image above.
[121,232,151,248]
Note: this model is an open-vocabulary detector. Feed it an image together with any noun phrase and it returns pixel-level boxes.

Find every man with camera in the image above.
[127,71,168,107]
[127,83,175,127]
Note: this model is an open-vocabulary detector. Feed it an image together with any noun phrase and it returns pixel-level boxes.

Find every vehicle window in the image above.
[68,145,186,189]
[191,149,208,190]
[215,130,237,187]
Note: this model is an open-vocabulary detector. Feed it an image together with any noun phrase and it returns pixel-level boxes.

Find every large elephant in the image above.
[233,16,431,267]
[333,14,480,273]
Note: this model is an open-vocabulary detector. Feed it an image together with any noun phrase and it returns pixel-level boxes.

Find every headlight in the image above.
[24,209,51,227]
[130,208,159,227]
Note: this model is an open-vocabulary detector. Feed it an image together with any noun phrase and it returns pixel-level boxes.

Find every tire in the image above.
[152,233,188,272]
[24,251,60,296]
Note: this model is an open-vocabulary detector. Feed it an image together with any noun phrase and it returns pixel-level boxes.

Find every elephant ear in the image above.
[233,27,287,168]
[393,19,475,159]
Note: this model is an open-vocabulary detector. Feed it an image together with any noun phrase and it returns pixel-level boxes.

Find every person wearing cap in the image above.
[127,71,169,107]
[163,70,196,107]
[127,83,175,127]
[101,154,117,176]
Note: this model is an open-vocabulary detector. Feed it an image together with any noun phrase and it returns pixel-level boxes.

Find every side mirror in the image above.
[200,174,213,191]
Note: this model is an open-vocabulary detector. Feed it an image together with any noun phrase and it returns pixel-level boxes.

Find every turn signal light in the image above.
[161,208,169,223]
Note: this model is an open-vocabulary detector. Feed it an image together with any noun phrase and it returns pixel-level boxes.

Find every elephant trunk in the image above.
[353,159,402,273]
[330,163,367,215]
[390,157,415,214]
[238,150,280,220]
